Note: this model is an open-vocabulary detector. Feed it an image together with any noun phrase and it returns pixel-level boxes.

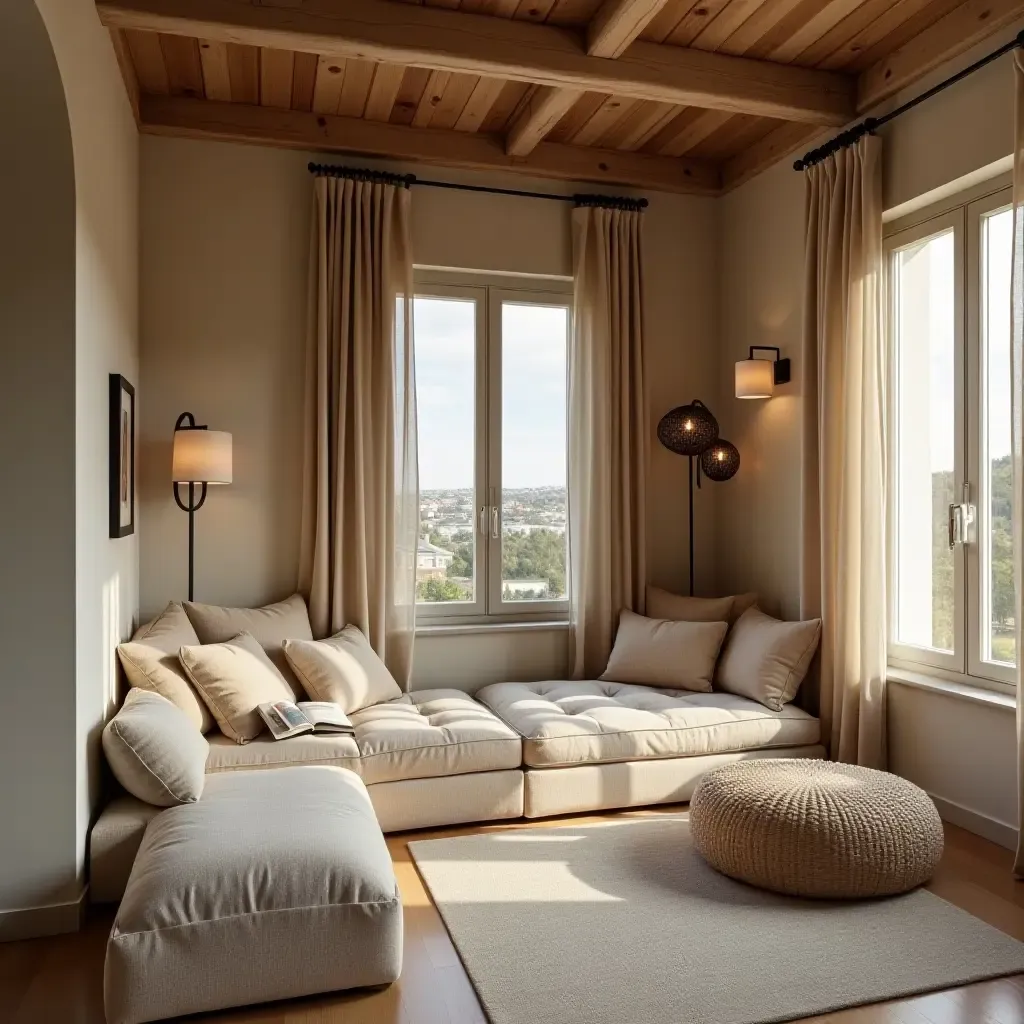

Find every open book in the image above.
[257,700,354,741]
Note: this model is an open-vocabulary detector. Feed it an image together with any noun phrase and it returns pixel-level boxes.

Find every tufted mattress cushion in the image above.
[206,731,360,774]
[476,680,820,768]
[350,688,523,784]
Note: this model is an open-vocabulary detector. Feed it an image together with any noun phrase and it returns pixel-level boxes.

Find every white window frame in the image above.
[414,269,573,626]
[884,175,1015,694]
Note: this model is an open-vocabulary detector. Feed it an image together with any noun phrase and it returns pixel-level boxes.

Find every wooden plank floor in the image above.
[4,809,1024,1023]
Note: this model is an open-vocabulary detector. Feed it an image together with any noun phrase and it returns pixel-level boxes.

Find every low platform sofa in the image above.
[92,592,825,904]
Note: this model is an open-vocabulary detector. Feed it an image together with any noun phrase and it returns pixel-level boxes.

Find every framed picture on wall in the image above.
[109,374,135,538]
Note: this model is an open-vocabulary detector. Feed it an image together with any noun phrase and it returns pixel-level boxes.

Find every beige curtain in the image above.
[568,203,647,679]
[299,175,418,686]
[1010,52,1024,876]
[800,136,887,768]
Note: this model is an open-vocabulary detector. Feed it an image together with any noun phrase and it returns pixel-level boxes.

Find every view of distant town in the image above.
[417,486,567,603]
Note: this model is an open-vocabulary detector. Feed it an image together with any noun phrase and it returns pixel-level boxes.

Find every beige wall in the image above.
[717,25,1024,844]
[0,0,78,923]
[138,136,719,688]
[36,0,141,897]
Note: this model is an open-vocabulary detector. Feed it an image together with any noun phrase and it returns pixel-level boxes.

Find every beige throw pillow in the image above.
[284,626,402,713]
[646,586,758,626]
[184,594,313,698]
[179,631,294,744]
[102,689,209,806]
[117,602,214,733]
[600,610,729,692]
[716,607,822,711]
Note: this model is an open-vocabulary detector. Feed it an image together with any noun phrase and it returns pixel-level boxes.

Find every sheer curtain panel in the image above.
[800,136,887,768]
[299,173,418,687]
[569,202,648,679]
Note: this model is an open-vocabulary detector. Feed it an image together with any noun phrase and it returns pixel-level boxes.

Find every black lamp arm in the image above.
[173,481,208,513]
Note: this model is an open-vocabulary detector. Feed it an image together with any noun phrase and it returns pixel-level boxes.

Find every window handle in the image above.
[948,484,976,549]
[478,505,488,536]
[491,506,500,540]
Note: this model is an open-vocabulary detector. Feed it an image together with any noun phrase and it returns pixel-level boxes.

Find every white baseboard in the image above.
[929,793,1018,851]
[0,888,87,942]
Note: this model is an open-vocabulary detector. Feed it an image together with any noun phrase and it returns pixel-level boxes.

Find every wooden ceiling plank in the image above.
[685,111,774,159]
[109,29,141,120]
[429,72,480,129]
[587,0,674,57]
[713,0,808,57]
[198,39,232,101]
[159,33,204,97]
[260,47,295,109]
[642,0,702,44]
[481,80,533,132]
[337,57,376,118]
[391,66,432,125]
[95,0,856,124]
[454,75,507,131]
[514,0,560,21]
[291,51,319,111]
[665,0,734,47]
[571,95,639,145]
[858,0,1024,111]
[226,42,259,104]
[125,28,170,94]
[311,55,346,114]
[792,0,917,69]
[364,62,407,121]
[506,85,584,154]
[721,119,823,189]
[608,99,679,150]
[546,0,604,27]
[689,0,773,52]
[412,69,453,127]
[831,0,965,73]
[139,92,721,194]
[658,107,733,155]
[768,0,867,64]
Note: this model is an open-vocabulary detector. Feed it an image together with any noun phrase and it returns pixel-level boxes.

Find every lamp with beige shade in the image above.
[172,412,232,601]
[735,345,791,399]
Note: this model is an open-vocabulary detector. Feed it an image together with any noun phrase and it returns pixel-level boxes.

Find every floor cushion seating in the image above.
[104,766,402,1024]
[689,759,945,898]
[476,681,821,767]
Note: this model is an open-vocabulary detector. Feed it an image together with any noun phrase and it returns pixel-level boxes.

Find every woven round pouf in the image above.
[689,759,944,899]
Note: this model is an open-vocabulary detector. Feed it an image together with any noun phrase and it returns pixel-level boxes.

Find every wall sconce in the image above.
[735,346,791,399]
[172,412,232,601]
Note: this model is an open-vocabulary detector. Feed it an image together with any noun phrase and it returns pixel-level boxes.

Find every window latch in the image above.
[948,483,976,549]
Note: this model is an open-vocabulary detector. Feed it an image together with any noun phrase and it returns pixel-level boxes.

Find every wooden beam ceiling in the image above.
[139,94,722,195]
[95,0,856,125]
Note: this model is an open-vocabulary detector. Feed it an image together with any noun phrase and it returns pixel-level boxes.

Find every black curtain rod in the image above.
[794,29,1024,171]
[306,162,648,210]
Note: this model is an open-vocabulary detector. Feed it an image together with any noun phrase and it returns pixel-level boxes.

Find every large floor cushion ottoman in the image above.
[104,766,402,1024]
[690,759,945,898]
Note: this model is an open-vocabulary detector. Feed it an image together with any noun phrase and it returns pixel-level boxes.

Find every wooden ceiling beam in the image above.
[139,94,722,195]
[858,0,1024,112]
[507,0,672,159]
[95,0,855,125]
[587,0,674,58]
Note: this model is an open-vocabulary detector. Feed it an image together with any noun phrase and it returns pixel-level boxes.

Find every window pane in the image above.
[414,296,476,604]
[893,231,956,652]
[501,302,568,602]
[981,207,1015,666]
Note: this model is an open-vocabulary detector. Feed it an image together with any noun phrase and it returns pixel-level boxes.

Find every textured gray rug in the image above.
[409,816,1024,1024]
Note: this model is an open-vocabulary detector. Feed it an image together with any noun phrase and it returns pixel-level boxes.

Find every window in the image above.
[885,182,1015,690]
[413,271,571,623]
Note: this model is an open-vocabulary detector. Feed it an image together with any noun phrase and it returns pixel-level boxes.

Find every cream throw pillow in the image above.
[117,602,214,733]
[102,689,209,806]
[184,594,313,699]
[179,631,294,744]
[646,586,758,626]
[284,626,402,713]
[716,607,822,711]
[600,610,728,692]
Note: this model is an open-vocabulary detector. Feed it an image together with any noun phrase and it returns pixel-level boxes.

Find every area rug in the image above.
[409,816,1024,1024]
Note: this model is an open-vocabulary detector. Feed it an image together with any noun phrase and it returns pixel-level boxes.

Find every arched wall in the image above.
[0,0,78,921]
